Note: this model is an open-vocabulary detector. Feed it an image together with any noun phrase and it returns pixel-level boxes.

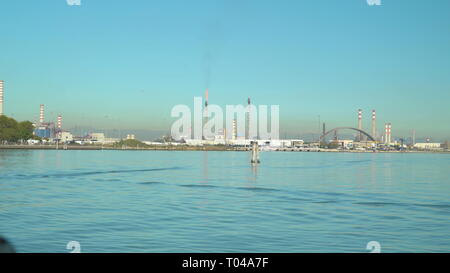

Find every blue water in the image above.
[1,150,450,253]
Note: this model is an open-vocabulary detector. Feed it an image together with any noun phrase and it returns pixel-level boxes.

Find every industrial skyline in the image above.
[0,78,440,145]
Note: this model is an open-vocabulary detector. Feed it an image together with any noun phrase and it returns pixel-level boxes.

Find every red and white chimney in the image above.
[39,104,45,123]
[357,109,362,141]
[57,115,62,130]
[371,109,376,140]
[385,123,392,144]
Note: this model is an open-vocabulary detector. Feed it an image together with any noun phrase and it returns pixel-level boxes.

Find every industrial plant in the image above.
[0,79,448,152]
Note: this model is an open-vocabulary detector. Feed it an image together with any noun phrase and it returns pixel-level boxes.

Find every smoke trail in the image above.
[202,20,223,89]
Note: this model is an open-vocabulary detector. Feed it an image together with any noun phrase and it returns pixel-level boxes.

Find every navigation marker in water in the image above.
[251,141,260,164]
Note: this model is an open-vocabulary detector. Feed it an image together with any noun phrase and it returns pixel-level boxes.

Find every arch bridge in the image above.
[320,127,375,142]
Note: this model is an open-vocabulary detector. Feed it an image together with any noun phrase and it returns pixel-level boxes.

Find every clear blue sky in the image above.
[1,0,449,140]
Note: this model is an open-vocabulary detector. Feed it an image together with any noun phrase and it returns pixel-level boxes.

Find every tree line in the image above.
[0,115,35,143]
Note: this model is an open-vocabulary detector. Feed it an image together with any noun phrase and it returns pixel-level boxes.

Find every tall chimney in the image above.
[385,124,388,144]
[371,109,376,140]
[385,123,392,144]
[246,97,251,139]
[39,104,45,123]
[357,109,362,141]
[388,123,392,144]
[57,115,62,130]
[232,119,237,140]
[0,80,4,116]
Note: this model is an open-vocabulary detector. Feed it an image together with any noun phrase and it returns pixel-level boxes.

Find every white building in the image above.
[185,139,205,146]
[104,138,119,144]
[334,139,354,149]
[213,134,226,145]
[89,133,105,143]
[59,131,73,143]
[414,143,441,150]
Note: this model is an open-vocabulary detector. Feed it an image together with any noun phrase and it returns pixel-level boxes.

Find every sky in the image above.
[0,0,449,141]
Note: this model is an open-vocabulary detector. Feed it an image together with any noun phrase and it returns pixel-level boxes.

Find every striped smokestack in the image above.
[388,123,392,144]
[57,115,62,130]
[357,109,362,141]
[232,119,237,140]
[39,104,45,123]
[0,80,3,116]
[385,123,392,144]
[371,109,376,140]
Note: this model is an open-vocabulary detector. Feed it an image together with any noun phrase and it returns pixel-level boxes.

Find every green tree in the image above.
[113,139,149,148]
[0,115,35,142]
[0,115,19,142]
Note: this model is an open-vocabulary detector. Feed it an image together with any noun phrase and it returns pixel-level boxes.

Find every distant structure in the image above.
[371,110,376,141]
[320,127,375,142]
[414,142,441,150]
[357,109,363,141]
[34,104,55,138]
[89,133,106,143]
[57,115,62,130]
[246,97,251,139]
[55,114,63,139]
[232,119,237,140]
[0,80,4,116]
[126,134,136,140]
[39,104,45,124]
[203,88,209,140]
[385,123,392,144]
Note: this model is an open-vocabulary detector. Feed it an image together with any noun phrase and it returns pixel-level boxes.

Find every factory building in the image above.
[33,104,57,139]
[90,133,106,142]
[332,139,354,149]
[232,119,237,140]
[59,131,74,143]
[184,138,304,148]
[34,123,56,139]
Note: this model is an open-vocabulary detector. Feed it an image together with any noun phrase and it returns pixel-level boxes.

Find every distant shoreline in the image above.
[1,144,449,154]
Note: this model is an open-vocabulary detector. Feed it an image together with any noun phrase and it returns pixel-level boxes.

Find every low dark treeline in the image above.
[0,115,35,142]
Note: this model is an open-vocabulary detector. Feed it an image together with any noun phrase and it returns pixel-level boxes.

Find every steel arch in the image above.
[320,127,376,141]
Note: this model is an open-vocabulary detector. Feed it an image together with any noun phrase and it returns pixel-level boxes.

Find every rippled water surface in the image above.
[1,150,449,252]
